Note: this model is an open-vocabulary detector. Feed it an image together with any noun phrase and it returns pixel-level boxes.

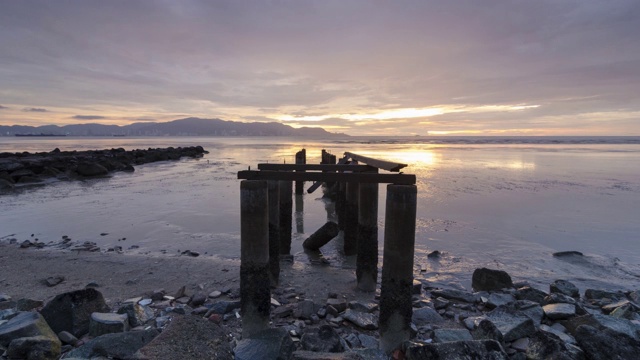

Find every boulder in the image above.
[472,268,513,292]
[471,319,504,343]
[300,325,344,352]
[7,335,61,360]
[0,312,60,349]
[136,315,232,360]
[404,340,508,359]
[563,314,640,341]
[485,293,516,309]
[294,300,317,320]
[76,162,108,176]
[543,303,576,320]
[526,330,584,360]
[89,312,129,337]
[575,324,640,360]
[412,307,445,327]
[342,309,378,330]
[235,327,294,360]
[515,286,548,304]
[550,280,580,298]
[65,329,158,359]
[348,301,378,313]
[486,307,537,342]
[40,288,110,337]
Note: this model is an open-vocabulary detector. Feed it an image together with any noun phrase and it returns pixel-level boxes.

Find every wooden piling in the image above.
[356,182,378,292]
[295,194,304,234]
[302,221,340,250]
[278,180,293,255]
[336,182,346,231]
[343,182,359,256]
[295,149,306,195]
[240,180,271,337]
[379,184,417,353]
[268,180,280,286]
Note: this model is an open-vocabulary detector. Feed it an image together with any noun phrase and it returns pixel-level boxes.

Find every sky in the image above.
[1,1,639,136]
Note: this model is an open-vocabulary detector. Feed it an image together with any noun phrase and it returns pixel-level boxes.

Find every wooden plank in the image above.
[344,152,407,172]
[257,163,374,172]
[306,156,357,194]
[238,170,416,185]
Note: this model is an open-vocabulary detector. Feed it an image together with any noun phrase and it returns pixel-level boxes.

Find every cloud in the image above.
[72,115,106,120]
[22,107,48,112]
[0,105,7,109]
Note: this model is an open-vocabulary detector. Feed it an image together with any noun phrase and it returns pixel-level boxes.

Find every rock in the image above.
[206,300,241,315]
[543,303,576,320]
[553,251,583,257]
[190,293,207,307]
[433,297,450,310]
[563,314,640,341]
[486,307,537,342]
[342,309,378,330]
[300,325,344,352]
[0,178,14,190]
[150,289,166,301]
[526,330,584,360]
[602,299,636,314]
[539,324,576,344]
[44,276,65,287]
[431,289,480,303]
[515,286,548,304]
[40,288,110,337]
[543,293,577,305]
[0,294,12,302]
[472,268,513,292]
[65,329,159,359]
[412,307,445,326]
[295,300,317,320]
[432,328,473,343]
[7,335,61,360]
[326,298,347,313]
[404,339,508,359]
[412,279,423,295]
[192,306,209,315]
[16,298,43,312]
[511,337,529,352]
[358,334,378,349]
[471,319,504,342]
[496,300,544,325]
[610,304,638,320]
[0,312,60,354]
[427,250,441,258]
[584,289,624,301]
[136,315,232,359]
[485,293,516,309]
[117,303,155,327]
[173,285,186,299]
[209,290,222,299]
[235,327,294,360]
[575,324,640,360]
[76,162,108,176]
[348,301,378,313]
[292,351,365,360]
[273,304,294,318]
[550,280,580,298]
[57,330,79,345]
[0,308,18,321]
[89,312,129,337]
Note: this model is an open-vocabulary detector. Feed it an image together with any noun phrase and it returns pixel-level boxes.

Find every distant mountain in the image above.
[0,117,346,137]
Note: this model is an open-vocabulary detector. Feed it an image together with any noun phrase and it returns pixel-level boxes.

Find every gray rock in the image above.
[0,312,60,349]
[344,333,361,348]
[206,300,241,315]
[575,324,640,360]
[235,327,294,360]
[273,304,294,318]
[0,178,14,190]
[209,290,222,299]
[584,289,624,301]
[44,276,65,287]
[7,335,61,360]
[405,339,508,359]
[610,304,638,320]
[300,325,344,352]
[0,308,18,321]
[486,293,516,309]
[342,309,378,330]
[471,319,503,342]
[292,351,365,359]
[432,328,473,343]
[526,330,584,360]
[412,307,445,326]
[117,303,155,327]
[543,303,576,320]
[89,312,129,337]
[358,334,377,349]
[515,286,548,304]
[412,279,423,295]
[348,301,378,313]
[553,251,583,257]
[190,293,207,307]
[65,329,158,359]
[564,314,640,341]
[40,288,110,337]
[431,288,480,303]
[486,307,537,342]
[57,330,79,345]
[327,298,347,313]
[550,280,580,298]
[602,299,636,314]
[539,324,576,344]
[433,297,450,310]
[76,162,109,176]
[295,300,316,320]
[543,293,577,305]
[16,298,44,311]
[472,268,514,292]
[511,337,529,352]
[496,300,544,325]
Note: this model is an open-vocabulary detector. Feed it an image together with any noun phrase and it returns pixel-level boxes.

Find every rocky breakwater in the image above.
[0,146,208,192]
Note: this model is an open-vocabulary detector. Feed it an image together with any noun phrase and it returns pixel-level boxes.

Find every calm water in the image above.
[1,136,639,291]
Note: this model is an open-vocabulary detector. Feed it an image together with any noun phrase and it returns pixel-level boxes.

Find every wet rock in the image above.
[342,309,378,330]
[40,288,110,337]
[471,319,504,342]
[472,268,513,292]
[515,286,548,304]
[526,330,584,360]
[7,335,61,360]
[0,312,60,353]
[295,300,317,320]
[432,328,473,343]
[348,301,378,313]
[404,339,508,359]
[137,315,231,359]
[189,293,207,307]
[327,298,348,313]
[496,300,544,325]
[76,162,109,176]
[563,314,640,341]
[575,324,640,360]
[486,307,537,342]
[57,330,79,345]
[543,303,576,320]
[89,312,129,337]
[66,329,159,359]
[412,307,445,326]
[117,303,155,327]
[539,324,576,344]
[235,327,294,360]
[300,325,344,352]
[601,299,636,314]
[550,279,580,298]
[431,288,479,304]
[485,293,516,309]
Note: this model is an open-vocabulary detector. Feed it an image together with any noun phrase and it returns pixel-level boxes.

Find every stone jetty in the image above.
[0,146,208,191]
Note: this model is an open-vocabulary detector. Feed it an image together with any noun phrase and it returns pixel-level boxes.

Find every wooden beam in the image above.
[344,152,408,172]
[257,163,375,172]
[238,170,416,185]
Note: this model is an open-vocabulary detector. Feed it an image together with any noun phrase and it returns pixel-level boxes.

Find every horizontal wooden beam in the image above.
[344,152,407,172]
[238,170,416,185]
[257,163,376,172]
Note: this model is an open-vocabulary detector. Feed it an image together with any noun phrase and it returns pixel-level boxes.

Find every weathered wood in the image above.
[238,170,416,185]
[258,164,374,172]
[344,152,407,172]
[295,149,306,195]
[302,221,340,250]
[306,156,353,194]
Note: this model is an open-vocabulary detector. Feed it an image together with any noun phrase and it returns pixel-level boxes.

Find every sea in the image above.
[1,136,639,291]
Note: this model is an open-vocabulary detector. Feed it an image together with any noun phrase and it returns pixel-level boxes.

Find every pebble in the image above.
[208,291,222,299]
